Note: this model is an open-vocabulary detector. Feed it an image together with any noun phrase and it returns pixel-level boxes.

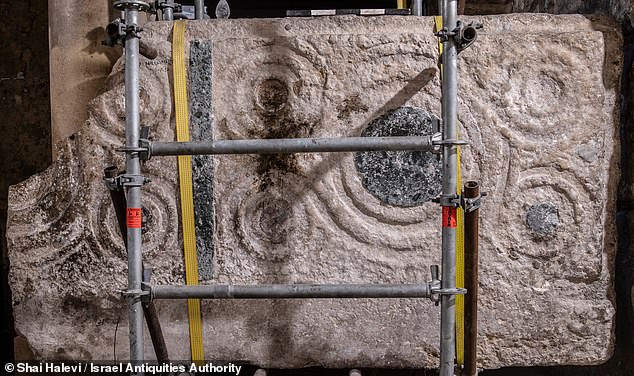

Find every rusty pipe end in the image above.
[104,166,119,178]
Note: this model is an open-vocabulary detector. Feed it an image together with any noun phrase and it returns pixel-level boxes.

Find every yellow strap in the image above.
[456,138,465,368]
[434,15,465,367]
[434,16,444,78]
[172,20,205,365]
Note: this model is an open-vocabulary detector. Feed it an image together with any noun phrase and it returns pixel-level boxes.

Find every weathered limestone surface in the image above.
[7,14,621,369]
[48,0,119,153]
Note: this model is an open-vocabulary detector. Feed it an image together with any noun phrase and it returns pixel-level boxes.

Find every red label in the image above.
[127,208,142,229]
[442,207,457,228]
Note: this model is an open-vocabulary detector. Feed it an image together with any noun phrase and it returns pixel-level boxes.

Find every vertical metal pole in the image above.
[440,1,458,375]
[195,0,204,19]
[413,0,424,16]
[163,4,174,21]
[163,8,173,20]
[463,181,480,376]
[124,5,144,373]
[104,167,170,364]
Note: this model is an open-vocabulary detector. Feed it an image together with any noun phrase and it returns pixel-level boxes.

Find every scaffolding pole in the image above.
[463,181,480,376]
[113,1,148,373]
[149,135,439,157]
[440,1,459,375]
[412,0,424,16]
[104,167,169,363]
[149,284,433,300]
[195,0,204,19]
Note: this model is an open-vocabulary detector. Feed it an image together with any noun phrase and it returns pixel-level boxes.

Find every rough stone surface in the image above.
[7,14,621,369]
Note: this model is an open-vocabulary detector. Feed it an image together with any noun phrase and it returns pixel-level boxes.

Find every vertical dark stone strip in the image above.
[189,40,215,280]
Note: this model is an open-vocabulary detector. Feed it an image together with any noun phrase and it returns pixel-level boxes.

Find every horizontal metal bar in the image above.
[150,135,436,157]
[149,284,431,300]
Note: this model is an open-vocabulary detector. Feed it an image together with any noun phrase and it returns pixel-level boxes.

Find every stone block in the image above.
[7,14,621,369]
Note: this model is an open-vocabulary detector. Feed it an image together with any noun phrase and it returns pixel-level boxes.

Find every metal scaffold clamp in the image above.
[434,191,487,211]
[104,172,151,189]
[432,139,469,147]
[122,288,151,302]
[433,193,461,208]
[148,1,177,12]
[461,192,487,213]
[138,127,152,161]
[103,6,159,59]
[428,265,467,306]
[113,0,151,11]
[432,287,468,295]
[107,1,149,43]
[434,20,483,53]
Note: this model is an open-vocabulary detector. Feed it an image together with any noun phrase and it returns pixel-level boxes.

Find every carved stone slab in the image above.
[7,14,621,369]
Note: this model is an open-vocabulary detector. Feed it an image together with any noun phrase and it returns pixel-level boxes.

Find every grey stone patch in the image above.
[354,107,442,207]
[189,40,215,280]
[526,202,560,236]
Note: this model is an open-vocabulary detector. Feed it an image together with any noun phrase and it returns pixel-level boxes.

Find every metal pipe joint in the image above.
[103,17,158,60]
[434,19,483,53]
[114,0,151,11]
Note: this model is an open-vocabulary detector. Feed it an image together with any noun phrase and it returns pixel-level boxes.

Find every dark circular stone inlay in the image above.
[256,78,289,113]
[354,107,442,207]
[526,202,559,236]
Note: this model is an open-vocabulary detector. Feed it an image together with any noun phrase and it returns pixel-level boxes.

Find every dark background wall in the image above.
[0,1,632,375]
[0,0,52,366]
